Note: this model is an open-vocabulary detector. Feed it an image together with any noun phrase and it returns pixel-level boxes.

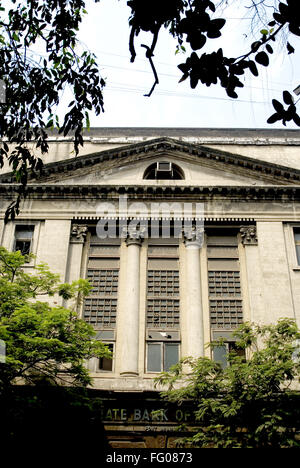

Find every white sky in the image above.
[71,0,300,128]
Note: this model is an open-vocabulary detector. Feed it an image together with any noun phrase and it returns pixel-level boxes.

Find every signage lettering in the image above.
[100,407,193,423]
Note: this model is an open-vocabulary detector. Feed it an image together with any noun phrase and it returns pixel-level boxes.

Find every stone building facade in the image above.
[1,127,300,447]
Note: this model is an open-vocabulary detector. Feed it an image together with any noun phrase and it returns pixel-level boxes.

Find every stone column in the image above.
[183,225,204,358]
[240,225,264,324]
[66,224,88,283]
[119,227,144,376]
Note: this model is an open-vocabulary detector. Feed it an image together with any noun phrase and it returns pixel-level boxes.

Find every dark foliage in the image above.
[127,0,300,123]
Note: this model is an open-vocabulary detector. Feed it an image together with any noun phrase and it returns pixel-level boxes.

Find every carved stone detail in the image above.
[240,225,258,245]
[122,225,146,246]
[183,225,204,247]
[70,224,88,243]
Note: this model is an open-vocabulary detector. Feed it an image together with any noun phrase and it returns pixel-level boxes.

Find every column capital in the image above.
[70,224,88,244]
[183,225,204,248]
[240,225,258,245]
[123,225,146,247]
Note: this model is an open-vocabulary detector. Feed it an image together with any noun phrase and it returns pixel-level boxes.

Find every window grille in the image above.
[83,238,120,328]
[208,271,241,296]
[87,269,119,295]
[146,244,180,329]
[147,270,179,296]
[207,233,243,329]
[84,297,118,327]
[147,298,180,328]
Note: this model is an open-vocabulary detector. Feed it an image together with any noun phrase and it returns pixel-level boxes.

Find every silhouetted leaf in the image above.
[272,99,284,113]
[279,2,289,19]
[285,104,296,121]
[292,113,300,126]
[273,12,285,24]
[207,29,222,39]
[210,18,226,30]
[248,60,259,77]
[226,88,238,99]
[251,41,261,52]
[207,1,215,12]
[178,62,189,73]
[266,44,273,54]
[283,90,293,105]
[178,73,189,83]
[267,112,281,124]
[189,33,206,51]
[289,23,300,36]
[287,42,295,54]
[255,51,269,66]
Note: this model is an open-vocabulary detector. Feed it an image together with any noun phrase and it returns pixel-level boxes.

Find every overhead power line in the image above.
[104,82,270,105]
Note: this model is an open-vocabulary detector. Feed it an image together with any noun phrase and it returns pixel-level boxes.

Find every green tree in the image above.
[155,319,300,448]
[0,1,300,219]
[0,246,111,390]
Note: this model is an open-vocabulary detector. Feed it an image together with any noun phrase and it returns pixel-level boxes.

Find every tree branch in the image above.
[141,44,159,98]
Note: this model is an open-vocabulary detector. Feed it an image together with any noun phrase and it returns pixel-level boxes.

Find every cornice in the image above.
[20,127,300,144]
[1,183,300,200]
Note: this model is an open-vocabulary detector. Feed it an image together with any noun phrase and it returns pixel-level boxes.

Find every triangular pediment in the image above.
[2,138,300,187]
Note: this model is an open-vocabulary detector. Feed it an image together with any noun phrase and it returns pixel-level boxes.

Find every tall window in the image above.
[83,236,120,372]
[146,241,180,372]
[294,228,300,265]
[14,225,34,255]
[207,231,243,330]
[83,236,120,329]
[207,230,244,367]
[84,236,120,329]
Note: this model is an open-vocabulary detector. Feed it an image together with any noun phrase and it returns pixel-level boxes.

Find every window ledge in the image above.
[89,372,115,377]
[292,266,300,271]
[22,262,35,268]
